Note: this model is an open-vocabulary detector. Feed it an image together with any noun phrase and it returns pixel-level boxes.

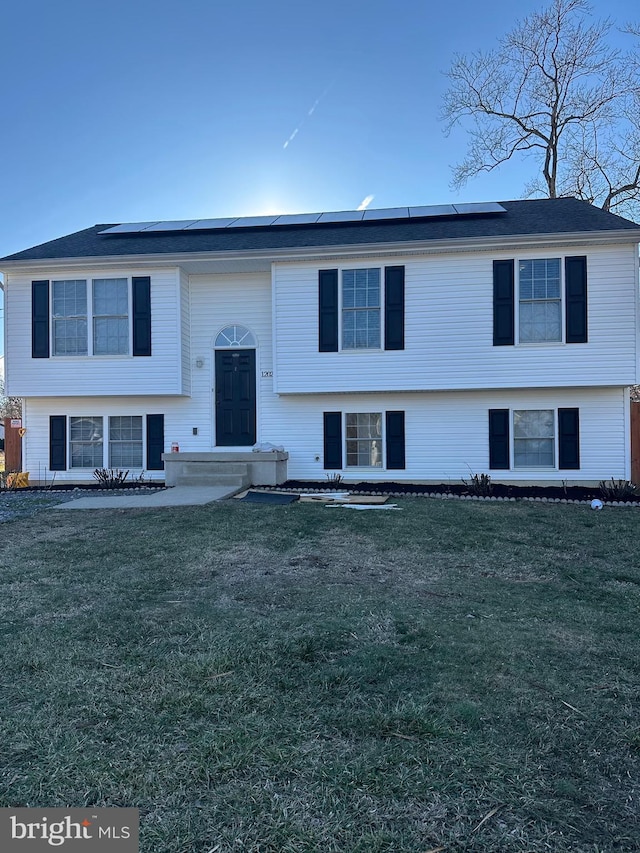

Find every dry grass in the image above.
[0,497,638,852]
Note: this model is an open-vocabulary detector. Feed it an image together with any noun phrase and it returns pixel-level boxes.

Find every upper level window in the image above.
[519,259,561,343]
[52,279,130,356]
[342,269,381,349]
[93,279,129,354]
[52,280,88,356]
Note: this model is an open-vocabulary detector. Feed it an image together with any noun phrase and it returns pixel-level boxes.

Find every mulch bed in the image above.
[274,480,640,505]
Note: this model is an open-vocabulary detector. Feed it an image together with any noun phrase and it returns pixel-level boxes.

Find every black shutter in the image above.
[323,412,342,469]
[489,409,510,469]
[493,260,514,346]
[132,276,152,356]
[318,269,339,352]
[565,256,587,343]
[558,408,580,470]
[146,414,164,470]
[32,280,50,358]
[385,411,405,469]
[49,415,66,471]
[384,266,405,350]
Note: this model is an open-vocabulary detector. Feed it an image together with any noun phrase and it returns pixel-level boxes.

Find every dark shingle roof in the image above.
[2,198,639,263]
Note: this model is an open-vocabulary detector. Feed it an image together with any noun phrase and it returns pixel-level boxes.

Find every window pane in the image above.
[92,279,129,355]
[93,279,128,316]
[94,318,129,355]
[70,417,103,468]
[52,281,88,355]
[52,280,87,317]
[342,269,381,349]
[345,413,382,467]
[519,259,561,343]
[514,410,555,468]
[109,416,143,467]
[53,319,88,355]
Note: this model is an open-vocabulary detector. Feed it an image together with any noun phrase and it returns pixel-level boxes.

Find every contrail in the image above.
[283,83,335,149]
[357,195,375,211]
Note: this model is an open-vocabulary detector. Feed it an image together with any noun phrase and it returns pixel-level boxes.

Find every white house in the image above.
[1,198,639,486]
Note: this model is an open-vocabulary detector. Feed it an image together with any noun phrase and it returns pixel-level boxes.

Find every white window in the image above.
[109,416,143,468]
[346,413,383,467]
[513,410,555,468]
[70,417,104,469]
[342,269,381,349]
[518,259,561,343]
[52,280,88,355]
[93,279,129,354]
[52,278,130,356]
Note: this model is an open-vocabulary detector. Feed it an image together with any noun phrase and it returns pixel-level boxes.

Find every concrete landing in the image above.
[55,485,238,510]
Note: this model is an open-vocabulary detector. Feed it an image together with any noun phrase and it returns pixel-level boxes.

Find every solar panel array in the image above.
[98,202,507,235]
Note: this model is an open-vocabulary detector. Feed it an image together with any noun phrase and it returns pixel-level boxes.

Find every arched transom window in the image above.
[214,325,256,348]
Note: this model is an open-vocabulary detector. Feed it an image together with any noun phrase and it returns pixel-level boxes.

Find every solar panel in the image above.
[226,215,280,228]
[272,213,322,226]
[317,210,365,223]
[409,205,457,218]
[141,220,199,232]
[183,218,240,230]
[99,222,161,234]
[453,202,506,215]
[362,207,410,221]
[98,201,508,236]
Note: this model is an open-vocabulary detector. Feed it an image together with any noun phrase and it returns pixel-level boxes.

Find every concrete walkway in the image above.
[55,485,237,510]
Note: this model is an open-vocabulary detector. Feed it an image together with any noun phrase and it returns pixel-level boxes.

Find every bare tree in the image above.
[442,0,640,219]
[0,379,22,420]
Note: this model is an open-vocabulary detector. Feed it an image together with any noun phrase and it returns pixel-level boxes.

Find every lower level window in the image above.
[346,413,382,467]
[109,416,143,467]
[513,409,554,467]
[70,416,104,468]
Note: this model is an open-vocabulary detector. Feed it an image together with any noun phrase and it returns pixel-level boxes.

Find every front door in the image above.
[215,349,256,446]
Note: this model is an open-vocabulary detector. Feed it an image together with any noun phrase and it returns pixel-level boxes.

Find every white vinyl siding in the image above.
[6,267,183,396]
[272,244,638,393]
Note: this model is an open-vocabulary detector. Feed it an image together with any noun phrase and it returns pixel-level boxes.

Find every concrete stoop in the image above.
[171,461,251,490]
[162,451,288,490]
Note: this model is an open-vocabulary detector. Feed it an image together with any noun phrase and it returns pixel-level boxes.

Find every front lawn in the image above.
[0,498,638,852]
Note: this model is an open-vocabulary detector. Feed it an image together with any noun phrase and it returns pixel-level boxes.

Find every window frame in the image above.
[512,408,557,470]
[108,415,144,469]
[66,415,149,470]
[515,257,565,345]
[50,277,133,357]
[340,267,382,351]
[69,416,105,470]
[344,411,385,469]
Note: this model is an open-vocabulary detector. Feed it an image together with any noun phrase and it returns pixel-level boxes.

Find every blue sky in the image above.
[0,0,636,262]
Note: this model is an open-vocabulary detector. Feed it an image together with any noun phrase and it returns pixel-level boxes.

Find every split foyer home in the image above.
[1,197,639,486]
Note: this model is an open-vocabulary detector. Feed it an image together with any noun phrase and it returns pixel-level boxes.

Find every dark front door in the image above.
[215,349,256,446]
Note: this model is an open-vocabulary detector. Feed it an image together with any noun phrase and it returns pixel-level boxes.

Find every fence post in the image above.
[4,418,22,473]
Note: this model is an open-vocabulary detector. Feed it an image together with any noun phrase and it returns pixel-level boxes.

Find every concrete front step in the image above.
[176,473,251,488]
[163,451,288,488]
[172,460,250,488]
